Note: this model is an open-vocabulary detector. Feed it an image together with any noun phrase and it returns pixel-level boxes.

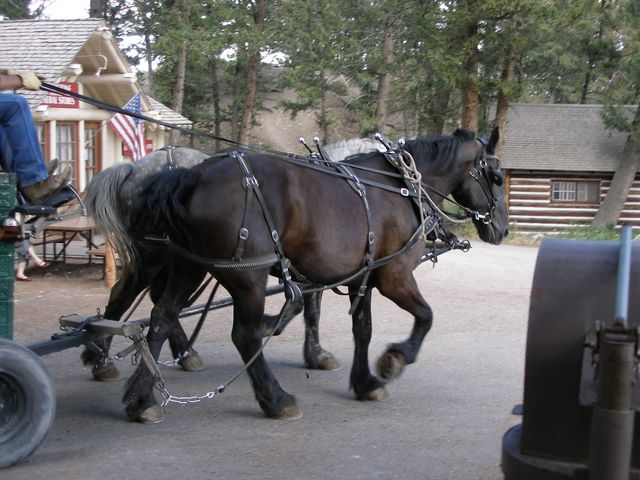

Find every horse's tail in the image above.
[135,167,201,248]
[85,163,136,270]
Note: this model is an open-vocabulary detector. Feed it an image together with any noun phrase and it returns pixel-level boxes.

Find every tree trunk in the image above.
[144,29,155,97]
[169,4,190,144]
[460,21,479,133]
[580,0,606,104]
[171,45,188,114]
[211,59,222,152]
[239,0,268,145]
[239,50,261,145]
[231,61,243,141]
[494,28,516,155]
[89,0,104,18]
[170,40,188,144]
[592,106,640,227]
[431,88,451,135]
[374,22,394,134]
[319,71,329,143]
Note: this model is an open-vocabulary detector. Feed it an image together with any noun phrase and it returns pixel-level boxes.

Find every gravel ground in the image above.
[6,241,539,480]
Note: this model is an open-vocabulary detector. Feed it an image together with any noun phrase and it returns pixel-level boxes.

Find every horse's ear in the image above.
[488,126,500,154]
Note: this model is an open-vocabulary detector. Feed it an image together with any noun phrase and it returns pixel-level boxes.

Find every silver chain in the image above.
[128,333,225,407]
[125,280,299,409]
[158,383,226,406]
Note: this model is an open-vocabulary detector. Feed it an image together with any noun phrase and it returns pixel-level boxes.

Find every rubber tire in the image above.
[0,338,56,468]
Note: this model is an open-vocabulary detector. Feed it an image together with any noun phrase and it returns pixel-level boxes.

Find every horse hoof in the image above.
[131,405,165,424]
[178,350,205,372]
[366,387,389,402]
[92,362,121,382]
[306,352,341,371]
[318,356,340,371]
[273,404,302,420]
[377,349,406,382]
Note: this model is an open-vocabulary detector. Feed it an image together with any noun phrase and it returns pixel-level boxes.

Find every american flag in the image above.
[109,93,145,162]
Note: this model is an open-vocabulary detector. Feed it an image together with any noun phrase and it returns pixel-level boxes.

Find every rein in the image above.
[40,82,239,146]
[43,81,497,226]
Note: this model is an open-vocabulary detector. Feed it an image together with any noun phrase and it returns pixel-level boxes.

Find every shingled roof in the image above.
[501,103,636,173]
[0,19,191,126]
[0,19,104,79]
[0,19,106,107]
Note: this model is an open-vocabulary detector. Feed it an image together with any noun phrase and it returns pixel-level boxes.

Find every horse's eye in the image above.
[493,171,504,186]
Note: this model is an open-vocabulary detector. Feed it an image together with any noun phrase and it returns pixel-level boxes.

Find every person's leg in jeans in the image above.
[0,93,70,204]
[0,93,47,188]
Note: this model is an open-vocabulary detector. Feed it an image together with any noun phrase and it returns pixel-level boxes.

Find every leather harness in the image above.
[160,143,494,303]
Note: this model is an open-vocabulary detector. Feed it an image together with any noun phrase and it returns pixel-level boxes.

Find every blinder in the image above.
[467,143,503,225]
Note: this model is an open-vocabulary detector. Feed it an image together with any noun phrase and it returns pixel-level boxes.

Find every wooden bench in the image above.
[31,234,65,261]
[31,234,65,246]
[86,247,106,258]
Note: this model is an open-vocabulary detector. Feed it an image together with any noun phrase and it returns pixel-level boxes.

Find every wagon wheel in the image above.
[0,338,56,468]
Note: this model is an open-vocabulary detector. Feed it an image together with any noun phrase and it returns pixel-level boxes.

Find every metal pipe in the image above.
[588,332,635,480]
[615,224,632,328]
[589,225,636,480]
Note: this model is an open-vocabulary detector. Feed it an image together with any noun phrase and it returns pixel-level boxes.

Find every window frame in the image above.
[35,122,50,163]
[55,122,79,188]
[84,122,102,187]
[550,179,601,206]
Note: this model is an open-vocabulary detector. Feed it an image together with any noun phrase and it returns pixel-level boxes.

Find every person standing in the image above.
[15,237,49,282]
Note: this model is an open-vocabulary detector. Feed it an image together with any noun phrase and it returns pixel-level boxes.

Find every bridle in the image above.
[465,142,503,225]
[416,140,503,228]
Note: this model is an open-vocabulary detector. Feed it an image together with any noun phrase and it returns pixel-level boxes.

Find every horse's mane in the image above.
[322,129,476,174]
[405,128,476,175]
[322,138,384,162]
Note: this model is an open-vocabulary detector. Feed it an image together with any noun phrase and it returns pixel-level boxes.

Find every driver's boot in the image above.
[21,164,71,205]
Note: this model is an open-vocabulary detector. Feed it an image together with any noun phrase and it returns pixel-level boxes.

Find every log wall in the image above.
[506,170,640,234]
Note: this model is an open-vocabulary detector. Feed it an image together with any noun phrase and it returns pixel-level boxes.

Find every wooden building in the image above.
[0,19,192,191]
[500,103,639,234]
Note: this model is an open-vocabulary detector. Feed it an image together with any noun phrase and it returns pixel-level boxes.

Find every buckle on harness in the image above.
[244,176,259,189]
[239,227,249,240]
[400,188,409,196]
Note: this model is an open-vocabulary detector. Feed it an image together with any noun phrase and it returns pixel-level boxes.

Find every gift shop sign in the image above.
[42,82,79,108]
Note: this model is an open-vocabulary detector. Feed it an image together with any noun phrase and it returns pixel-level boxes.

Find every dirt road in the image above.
[7,242,538,480]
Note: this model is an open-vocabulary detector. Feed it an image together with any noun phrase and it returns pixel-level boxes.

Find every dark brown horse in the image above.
[82,142,377,381]
[104,128,508,423]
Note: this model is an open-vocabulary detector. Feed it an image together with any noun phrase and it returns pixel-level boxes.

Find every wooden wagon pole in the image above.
[103,240,117,289]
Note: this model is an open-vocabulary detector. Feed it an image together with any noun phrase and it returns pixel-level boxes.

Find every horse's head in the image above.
[451,127,509,245]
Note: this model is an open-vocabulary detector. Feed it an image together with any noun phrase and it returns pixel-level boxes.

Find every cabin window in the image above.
[551,180,600,204]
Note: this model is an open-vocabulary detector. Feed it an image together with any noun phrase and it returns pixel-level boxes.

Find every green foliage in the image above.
[0,0,33,19]
[95,0,640,145]
[601,104,633,133]
[598,0,640,139]
[559,224,620,241]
